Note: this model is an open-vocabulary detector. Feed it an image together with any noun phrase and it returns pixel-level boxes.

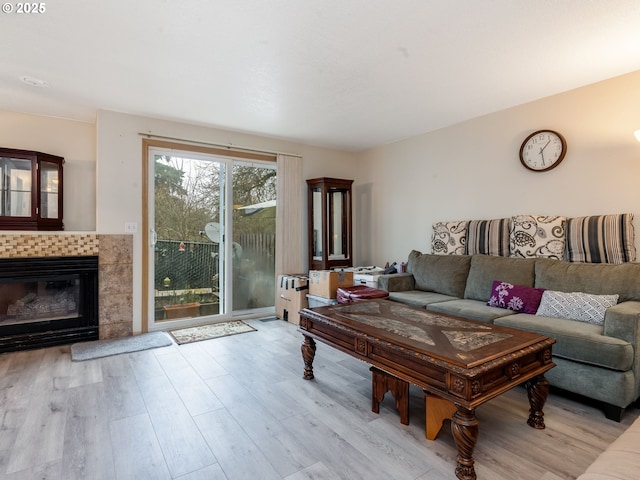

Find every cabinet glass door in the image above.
[39,160,60,219]
[0,157,32,218]
[328,189,348,260]
[311,188,323,261]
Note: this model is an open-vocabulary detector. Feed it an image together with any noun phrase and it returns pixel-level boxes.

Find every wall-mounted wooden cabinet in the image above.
[0,148,64,230]
[307,177,353,271]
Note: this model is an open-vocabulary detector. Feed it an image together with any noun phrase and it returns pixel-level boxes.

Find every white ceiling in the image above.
[2,1,640,151]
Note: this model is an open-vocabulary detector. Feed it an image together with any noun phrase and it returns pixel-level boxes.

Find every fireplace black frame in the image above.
[0,256,98,352]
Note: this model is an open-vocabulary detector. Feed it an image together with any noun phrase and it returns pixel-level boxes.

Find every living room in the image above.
[1,2,640,479]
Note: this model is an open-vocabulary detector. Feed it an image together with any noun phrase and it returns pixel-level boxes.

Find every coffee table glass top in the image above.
[307,299,548,367]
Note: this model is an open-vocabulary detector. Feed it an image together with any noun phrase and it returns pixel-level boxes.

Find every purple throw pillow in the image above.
[486,280,545,314]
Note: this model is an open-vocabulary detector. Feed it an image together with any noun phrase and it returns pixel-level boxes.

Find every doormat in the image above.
[169,320,256,345]
[71,332,174,361]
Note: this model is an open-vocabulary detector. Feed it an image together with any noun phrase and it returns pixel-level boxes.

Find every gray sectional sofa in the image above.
[378,250,640,421]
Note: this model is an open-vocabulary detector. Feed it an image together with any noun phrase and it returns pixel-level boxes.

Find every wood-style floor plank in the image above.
[155,349,224,417]
[5,367,68,474]
[109,413,172,480]
[205,373,316,477]
[136,368,217,478]
[61,382,116,480]
[0,319,637,480]
[194,408,282,480]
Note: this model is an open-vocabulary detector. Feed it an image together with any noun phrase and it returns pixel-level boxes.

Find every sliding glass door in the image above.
[146,144,276,330]
[231,160,276,313]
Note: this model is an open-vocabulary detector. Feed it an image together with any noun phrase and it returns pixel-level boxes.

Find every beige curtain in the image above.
[275,154,304,276]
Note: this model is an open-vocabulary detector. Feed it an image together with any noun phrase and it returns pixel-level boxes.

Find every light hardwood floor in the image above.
[0,318,637,480]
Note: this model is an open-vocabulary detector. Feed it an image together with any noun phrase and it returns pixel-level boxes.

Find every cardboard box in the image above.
[308,270,354,299]
[276,274,309,325]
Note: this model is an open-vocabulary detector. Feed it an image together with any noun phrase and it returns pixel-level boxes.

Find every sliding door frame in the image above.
[141,138,276,332]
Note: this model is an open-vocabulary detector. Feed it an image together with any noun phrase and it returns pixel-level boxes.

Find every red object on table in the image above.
[336,285,389,304]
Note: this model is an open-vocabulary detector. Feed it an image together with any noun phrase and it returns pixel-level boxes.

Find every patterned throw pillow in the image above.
[510,215,566,260]
[467,218,510,256]
[486,280,545,314]
[431,221,467,255]
[535,290,619,325]
[565,214,636,263]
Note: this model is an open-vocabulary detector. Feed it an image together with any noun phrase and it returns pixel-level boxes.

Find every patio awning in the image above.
[236,199,276,217]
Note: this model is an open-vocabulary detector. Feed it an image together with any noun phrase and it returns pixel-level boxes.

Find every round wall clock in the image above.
[519,130,567,172]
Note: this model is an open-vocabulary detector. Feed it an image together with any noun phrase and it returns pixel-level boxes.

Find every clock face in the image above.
[519,130,567,172]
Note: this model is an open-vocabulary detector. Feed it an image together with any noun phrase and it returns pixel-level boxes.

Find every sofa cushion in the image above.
[407,250,471,298]
[388,291,458,308]
[494,313,634,371]
[431,221,467,255]
[427,299,517,323]
[536,290,619,326]
[566,213,636,264]
[510,215,566,259]
[466,218,510,256]
[464,255,536,302]
[535,258,640,302]
[486,280,545,314]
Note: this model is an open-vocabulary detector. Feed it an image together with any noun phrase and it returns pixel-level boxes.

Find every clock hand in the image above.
[538,140,551,165]
[539,149,546,165]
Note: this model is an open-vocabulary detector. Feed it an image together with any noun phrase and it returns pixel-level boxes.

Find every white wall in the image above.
[355,70,640,267]
[96,110,358,332]
[0,111,96,231]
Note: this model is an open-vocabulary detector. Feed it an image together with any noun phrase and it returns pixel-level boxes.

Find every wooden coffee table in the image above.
[299,299,555,480]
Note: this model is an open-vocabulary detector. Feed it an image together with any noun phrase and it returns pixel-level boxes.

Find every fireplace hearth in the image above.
[0,256,98,352]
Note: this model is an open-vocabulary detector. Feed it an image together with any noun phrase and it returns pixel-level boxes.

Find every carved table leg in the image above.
[451,407,479,480]
[301,335,316,380]
[525,374,549,429]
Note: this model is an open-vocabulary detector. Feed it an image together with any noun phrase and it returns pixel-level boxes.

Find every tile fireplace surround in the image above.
[0,233,133,340]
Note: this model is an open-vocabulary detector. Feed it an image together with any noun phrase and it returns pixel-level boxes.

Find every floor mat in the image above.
[169,320,256,345]
[71,332,173,361]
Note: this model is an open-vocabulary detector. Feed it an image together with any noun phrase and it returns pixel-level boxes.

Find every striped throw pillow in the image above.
[566,214,636,263]
[466,218,510,256]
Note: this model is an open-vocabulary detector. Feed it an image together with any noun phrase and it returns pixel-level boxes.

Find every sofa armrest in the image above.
[604,301,640,345]
[378,273,415,292]
[606,301,640,405]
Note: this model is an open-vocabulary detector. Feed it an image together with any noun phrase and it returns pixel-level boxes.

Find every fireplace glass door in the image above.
[2,277,80,324]
[0,256,98,352]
